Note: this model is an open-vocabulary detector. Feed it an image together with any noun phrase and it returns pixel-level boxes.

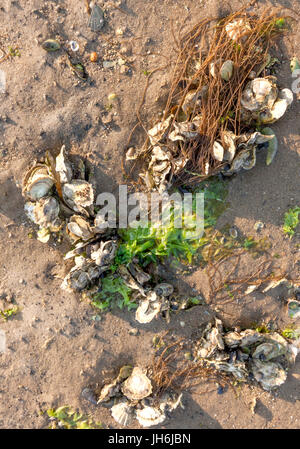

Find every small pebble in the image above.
[129,328,139,336]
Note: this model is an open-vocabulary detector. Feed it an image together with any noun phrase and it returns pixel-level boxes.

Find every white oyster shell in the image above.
[23,164,55,201]
[67,215,94,241]
[136,406,166,427]
[135,293,162,324]
[225,19,251,42]
[241,77,278,112]
[111,401,135,427]
[121,367,152,401]
[62,180,94,214]
[55,145,72,184]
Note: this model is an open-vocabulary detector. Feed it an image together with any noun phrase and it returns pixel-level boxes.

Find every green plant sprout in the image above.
[0,306,19,321]
[283,206,300,238]
[47,406,102,429]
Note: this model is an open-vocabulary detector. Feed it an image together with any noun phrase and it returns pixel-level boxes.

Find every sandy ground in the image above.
[0,0,299,429]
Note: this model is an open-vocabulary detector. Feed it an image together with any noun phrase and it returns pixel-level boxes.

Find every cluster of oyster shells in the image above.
[22,146,116,291]
[213,76,293,173]
[86,365,183,427]
[126,113,199,193]
[119,263,175,324]
[128,59,293,190]
[194,318,298,391]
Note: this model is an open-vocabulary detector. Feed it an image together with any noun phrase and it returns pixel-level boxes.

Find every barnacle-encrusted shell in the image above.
[250,359,287,391]
[136,406,166,427]
[121,367,152,401]
[23,163,55,201]
[62,180,94,214]
[111,401,135,427]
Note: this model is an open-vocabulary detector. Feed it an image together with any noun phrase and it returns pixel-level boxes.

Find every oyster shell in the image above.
[153,283,174,297]
[135,292,162,324]
[197,318,225,358]
[181,87,207,116]
[121,367,152,401]
[119,265,146,295]
[168,121,200,142]
[222,131,273,175]
[213,141,224,162]
[61,257,101,292]
[66,215,94,242]
[22,163,55,201]
[159,392,184,413]
[224,329,264,349]
[259,91,293,124]
[241,77,278,112]
[111,401,135,427]
[37,227,51,243]
[209,360,248,381]
[288,299,300,320]
[252,342,286,362]
[90,240,117,268]
[250,359,287,391]
[62,180,94,215]
[136,406,166,427]
[55,145,72,184]
[25,197,60,230]
[148,116,173,146]
[225,19,251,42]
[98,378,120,404]
[127,263,151,285]
[42,39,61,52]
